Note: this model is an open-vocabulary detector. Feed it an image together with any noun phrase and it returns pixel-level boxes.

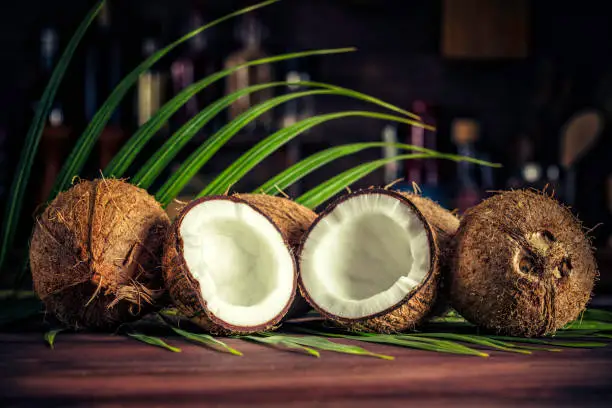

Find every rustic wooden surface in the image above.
[0,332,611,407]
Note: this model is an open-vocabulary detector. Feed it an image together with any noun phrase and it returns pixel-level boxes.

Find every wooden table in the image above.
[0,332,611,407]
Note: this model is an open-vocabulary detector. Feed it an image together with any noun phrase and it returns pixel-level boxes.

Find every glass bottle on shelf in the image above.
[137,37,167,134]
[224,15,273,132]
[452,118,482,213]
[170,12,212,131]
[411,100,447,204]
[37,27,71,204]
[84,1,124,170]
[277,65,313,196]
[405,106,424,188]
[382,124,401,186]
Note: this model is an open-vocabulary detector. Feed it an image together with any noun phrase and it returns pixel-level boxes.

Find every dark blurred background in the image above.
[0,0,611,293]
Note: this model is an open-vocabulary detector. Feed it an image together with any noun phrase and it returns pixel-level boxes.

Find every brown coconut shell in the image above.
[30,179,170,330]
[400,192,460,317]
[450,189,598,337]
[163,194,317,335]
[400,193,460,249]
[298,189,441,333]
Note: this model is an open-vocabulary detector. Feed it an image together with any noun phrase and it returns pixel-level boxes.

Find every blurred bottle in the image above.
[137,37,167,134]
[411,101,447,204]
[170,11,216,138]
[224,15,273,132]
[279,65,313,196]
[84,1,125,170]
[404,107,424,187]
[452,118,482,213]
[36,27,71,204]
[382,124,401,185]
[506,133,561,193]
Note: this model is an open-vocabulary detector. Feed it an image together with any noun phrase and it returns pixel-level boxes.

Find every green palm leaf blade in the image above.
[562,321,612,331]
[154,89,338,206]
[407,333,531,355]
[171,327,243,356]
[255,143,390,195]
[296,153,499,209]
[128,79,424,189]
[278,335,394,360]
[44,328,65,350]
[254,142,493,196]
[127,333,182,352]
[131,81,348,189]
[242,335,320,357]
[49,0,284,200]
[295,153,430,209]
[581,309,612,323]
[0,1,104,272]
[200,111,428,196]
[104,51,359,179]
[363,335,488,357]
[489,336,607,348]
[294,328,488,357]
[130,81,299,188]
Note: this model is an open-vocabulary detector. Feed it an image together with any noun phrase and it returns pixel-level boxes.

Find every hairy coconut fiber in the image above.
[400,193,460,250]
[30,179,171,330]
[298,189,441,334]
[450,189,598,337]
[400,192,460,317]
[163,194,317,335]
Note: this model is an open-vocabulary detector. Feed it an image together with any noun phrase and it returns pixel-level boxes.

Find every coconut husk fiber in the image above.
[163,193,317,335]
[30,179,170,330]
[400,192,460,317]
[450,189,598,337]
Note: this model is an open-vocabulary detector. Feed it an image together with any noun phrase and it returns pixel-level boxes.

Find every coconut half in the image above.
[164,194,316,334]
[298,189,439,333]
[30,179,170,330]
[450,189,598,337]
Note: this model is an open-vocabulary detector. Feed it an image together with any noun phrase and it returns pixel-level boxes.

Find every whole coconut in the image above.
[450,189,598,337]
[30,179,170,330]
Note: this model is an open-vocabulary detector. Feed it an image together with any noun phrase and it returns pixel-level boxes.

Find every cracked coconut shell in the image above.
[449,189,598,337]
[30,179,170,330]
[400,192,460,317]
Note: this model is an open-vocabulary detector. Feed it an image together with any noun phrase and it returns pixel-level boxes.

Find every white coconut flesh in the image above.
[300,193,432,319]
[179,199,295,328]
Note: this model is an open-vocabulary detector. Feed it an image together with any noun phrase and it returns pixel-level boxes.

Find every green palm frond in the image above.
[50,0,283,200]
[295,153,500,209]
[104,51,357,180]
[128,79,423,190]
[295,153,431,208]
[254,142,496,196]
[199,111,427,197]
[1,0,497,291]
[0,1,104,272]
[155,89,335,205]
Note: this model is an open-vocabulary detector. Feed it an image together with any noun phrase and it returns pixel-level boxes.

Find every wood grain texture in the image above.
[0,333,611,407]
